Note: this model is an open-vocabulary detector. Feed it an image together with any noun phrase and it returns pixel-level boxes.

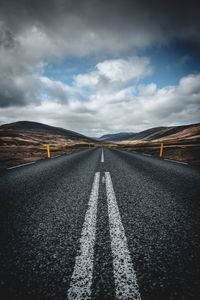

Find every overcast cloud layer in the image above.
[0,0,200,135]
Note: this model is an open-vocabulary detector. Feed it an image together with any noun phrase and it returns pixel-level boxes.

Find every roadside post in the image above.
[159,143,164,157]
[47,144,51,158]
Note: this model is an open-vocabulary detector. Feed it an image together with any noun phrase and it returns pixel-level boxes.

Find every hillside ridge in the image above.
[99,123,200,142]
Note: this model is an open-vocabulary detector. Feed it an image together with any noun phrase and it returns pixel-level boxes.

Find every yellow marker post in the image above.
[159,143,164,157]
[47,144,51,158]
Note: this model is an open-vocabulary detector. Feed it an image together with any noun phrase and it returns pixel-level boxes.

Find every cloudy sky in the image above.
[0,0,200,136]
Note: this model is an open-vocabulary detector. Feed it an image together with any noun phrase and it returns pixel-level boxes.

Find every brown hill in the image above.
[132,124,200,142]
[101,123,200,143]
[0,121,97,169]
[157,124,200,142]
[117,123,200,166]
[0,121,95,146]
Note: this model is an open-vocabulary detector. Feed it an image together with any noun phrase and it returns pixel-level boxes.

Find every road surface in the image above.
[0,148,200,300]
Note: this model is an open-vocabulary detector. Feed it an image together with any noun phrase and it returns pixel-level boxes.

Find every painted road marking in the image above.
[7,161,36,170]
[164,158,188,165]
[101,149,104,162]
[68,172,100,300]
[105,172,141,300]
[143,153,152,157]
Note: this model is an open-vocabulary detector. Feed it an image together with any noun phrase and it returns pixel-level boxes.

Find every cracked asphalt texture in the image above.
[0,147,200,300]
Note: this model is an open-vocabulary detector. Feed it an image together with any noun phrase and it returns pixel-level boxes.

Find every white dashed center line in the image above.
[101,149,104,163]
[105,172,141,300]
[68,172,100,300]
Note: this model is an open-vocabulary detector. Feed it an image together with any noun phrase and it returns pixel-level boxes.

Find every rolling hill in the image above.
[99,132,134,142]
[0,121,97,169]
[0,121,95,146]
[99,123,200,143]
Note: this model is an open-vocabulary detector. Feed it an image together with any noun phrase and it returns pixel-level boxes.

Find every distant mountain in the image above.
[99,123,200,142]
[99,132,134,141]
[128,124,200,141]
[127,127,166,141]
[0,121,96,146]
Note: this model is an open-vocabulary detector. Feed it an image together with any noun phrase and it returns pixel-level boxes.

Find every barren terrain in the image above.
[0,121,98,170]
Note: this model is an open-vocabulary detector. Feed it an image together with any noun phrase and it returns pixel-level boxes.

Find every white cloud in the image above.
[178,74,200,96]
[96,57,152,82]
[38,76,75,102]
[75,72,99,88]
[74,57,152,92]
[138,83,157,96]
[17,26,57,61]
[1,67,200,136]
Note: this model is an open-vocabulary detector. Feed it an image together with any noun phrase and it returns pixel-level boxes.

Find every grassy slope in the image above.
[0,121,98,169]
[115,124,200,166]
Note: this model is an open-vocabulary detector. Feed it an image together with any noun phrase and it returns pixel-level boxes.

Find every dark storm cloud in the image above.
[0,25,15,49]
[0,91,25,108]
[0,0,200,47]
[0,0,200,109]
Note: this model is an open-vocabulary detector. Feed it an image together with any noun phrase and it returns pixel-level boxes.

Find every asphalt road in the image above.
[0,148,200,300]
